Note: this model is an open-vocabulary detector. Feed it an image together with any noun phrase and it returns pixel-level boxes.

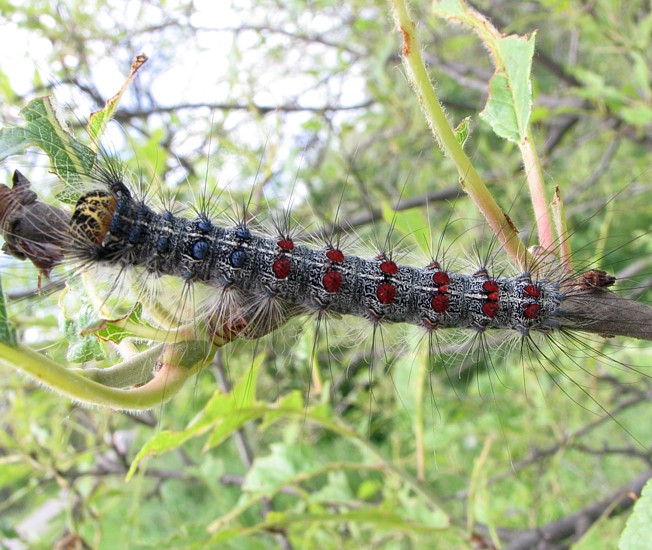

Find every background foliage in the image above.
[1,0,652,548]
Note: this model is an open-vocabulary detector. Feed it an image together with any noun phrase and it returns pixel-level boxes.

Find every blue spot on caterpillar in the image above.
[229,248,248,269]
[196,218,212,233]
[192,240,210,260]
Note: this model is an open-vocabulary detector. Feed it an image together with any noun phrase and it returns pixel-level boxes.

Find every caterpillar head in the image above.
[70,191,117,248]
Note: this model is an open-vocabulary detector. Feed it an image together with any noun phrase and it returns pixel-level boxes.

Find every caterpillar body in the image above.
[3,150,647,354]
[69,176,565,340]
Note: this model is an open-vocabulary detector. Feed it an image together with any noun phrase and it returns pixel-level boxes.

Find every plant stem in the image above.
[72,344,165,387]
[0,342,191,409]
[519,131,554,250]
[391,0,533,270]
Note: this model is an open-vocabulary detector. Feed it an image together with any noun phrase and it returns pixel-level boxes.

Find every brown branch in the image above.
[114,99,375,121]
[497,469,652,549]
[310,185,464,240]
[561,287,652,341]
[451,392,651,501]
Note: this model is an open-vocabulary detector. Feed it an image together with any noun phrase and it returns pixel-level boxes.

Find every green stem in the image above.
[550,187,572,272]
[0,342,191,409]
[207,408,447,535]
[391,0,533,270]
[72,343,165,387]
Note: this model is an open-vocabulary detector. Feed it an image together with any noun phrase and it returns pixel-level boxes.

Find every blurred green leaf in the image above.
[243,443,316,493]
[0,274,16,345]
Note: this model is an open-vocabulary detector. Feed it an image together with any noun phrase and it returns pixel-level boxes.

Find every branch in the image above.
[498,470,652,549]
[561,286,652,340]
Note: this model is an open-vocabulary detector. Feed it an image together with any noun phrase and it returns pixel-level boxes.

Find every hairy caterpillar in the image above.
[2,151,637,350]
[0,100,644,351]
[2,129,650,383]
[70,173,566,336]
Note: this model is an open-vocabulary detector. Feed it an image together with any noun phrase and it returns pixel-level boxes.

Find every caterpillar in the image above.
[0,102,639,349]
[69,173,566,336]
[2,152,636,350]
[2,133,650,394]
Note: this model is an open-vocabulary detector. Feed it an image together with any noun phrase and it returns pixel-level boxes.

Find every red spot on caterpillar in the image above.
[433,271,450,286]
[277,238,294,251]
[322,271,342,293]
[483,280,500,303]
[431,294,450,313]
[380,260,398,275]
[523,303,541,319]
[376,283,396,304]
[483,280,499,294]
[524,284,541,298]
[482,302,500,318]
[438,285,449,294]
[272,257,292,279]
[326,248,345,263]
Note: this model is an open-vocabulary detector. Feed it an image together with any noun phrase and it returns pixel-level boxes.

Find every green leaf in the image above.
[128,358,262,479]
[453,116,472,148]
[479,34,535,142]
[309,470,355,503]
[18,97,96,202]
[87,54,148,142]
[432,1,535,142]
[204,407,264,450]
[62,304,106,363]
[0,57,147,208]
[358,479,382,501]
[83,304,164,344]
[243,443,316,494]
[432,0,466,17]
[0,127,33,161]
[619,104,652,128]
[618,477,652,549]
[259,390,305,427]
